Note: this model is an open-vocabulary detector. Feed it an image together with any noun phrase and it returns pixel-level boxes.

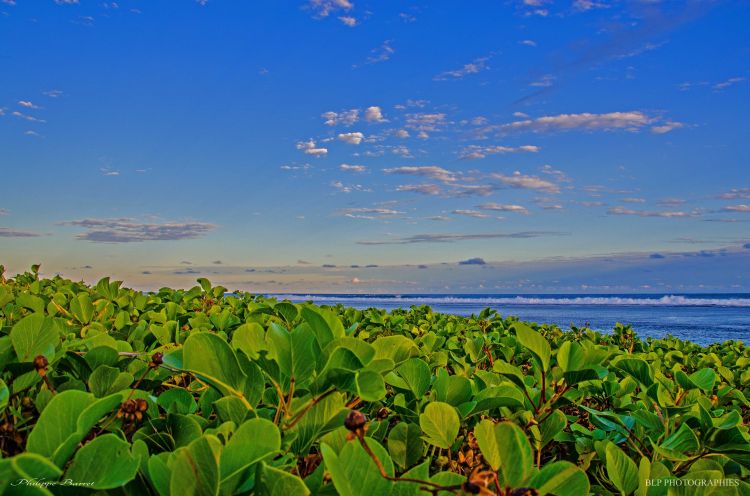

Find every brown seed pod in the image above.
[344,409,367,432]
[150,352,164,368]
[34,355,49,372]
[462,481,482,494]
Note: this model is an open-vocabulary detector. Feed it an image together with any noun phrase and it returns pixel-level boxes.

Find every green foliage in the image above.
[0,270,748,495]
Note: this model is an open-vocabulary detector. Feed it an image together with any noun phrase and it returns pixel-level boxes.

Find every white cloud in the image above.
[338,15,357,26]
[43,90,63,98]
[364,106,386,122]
[338,132,364,145]
[395,129,410,138]
[622,197,646,204]
[280,163,312,171]
[519,39,537,47]
[405,112,447,132]
[308,0,352,17]
[719,188,750,200]
[530,74,555,88]
[452,209,490,218]
[492,171,560,193]
[296,139,328,156]
[340,164,366,172]
[331,181,371,193]
[396,184,442,195]
[721,205,750,213]
[18,101,40,109]
[486,111,657,135]
[362,40,394,65]
[322,108,359,126]
[573,0,609,11]
[712,77,745,91]
[651,121,684,134]
[384,166,457,184]
[434,55,491,81]
[608,206,697,218]
[477,202,529,214]
[540,165,571,183]
[459,144,540,160]
[340,207,402,218]
[12,111,46,123]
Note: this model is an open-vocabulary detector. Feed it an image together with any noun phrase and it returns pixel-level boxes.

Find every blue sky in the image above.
[1,0,749,293]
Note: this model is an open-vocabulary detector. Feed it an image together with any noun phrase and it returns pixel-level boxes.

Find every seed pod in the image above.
[344,409,367,432]
[33,355,49,373]
[150,352,164,367]
[462,481,481,494]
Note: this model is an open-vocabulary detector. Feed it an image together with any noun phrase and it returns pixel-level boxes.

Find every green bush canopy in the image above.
[0,266,748,495]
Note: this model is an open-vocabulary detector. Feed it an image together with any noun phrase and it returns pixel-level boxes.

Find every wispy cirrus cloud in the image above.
[477,202,529,214]
[607,206,699,218]
[476,111,678,137]
[459,144,540,160]
[12,111,46,123]
[61,218,217,242]
[718,188,750,200]
[721,205,750,213]
[434,55,492,81]
[339,207,403,220]
[357,230,563,245]
[359,40,394,66]
[0,227,42,238]
[452,209,490,219]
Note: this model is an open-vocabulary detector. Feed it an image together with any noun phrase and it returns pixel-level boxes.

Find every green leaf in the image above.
[660,423,699,454]
[10,313,59,362]
[65,433,140,489]
[474,420,533,488]
[255,462,310,496]
[26,390,95,461]
[301,306,344,349]
[220,418,281,491]
[387,422,424,470]
[689,368,716,392]
[606,442,640,495]
[158,388,198,415]
[419,402,460,450]
[514,323,551,372]
[395,358,431,398]
[183,332,248,400]
[557,341,586,372]
[232,322,266,359]
[529,460,590,496]
[616,359,653,387]
[87,365,133,397]
[70,293,94,324]
[0,378,8,413]
[322,438,394,496]
[356,369,387,401]
[170,435,222,496]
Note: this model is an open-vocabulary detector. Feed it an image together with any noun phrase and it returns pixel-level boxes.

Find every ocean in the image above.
[271,293,750,346]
